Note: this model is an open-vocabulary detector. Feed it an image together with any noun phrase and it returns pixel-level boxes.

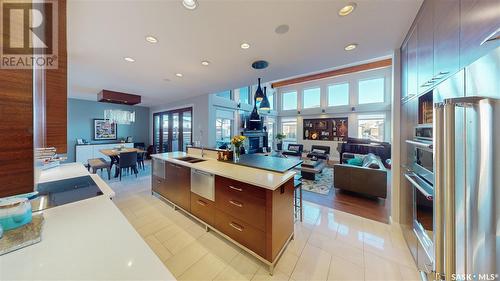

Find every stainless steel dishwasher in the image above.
[190,169,215,201]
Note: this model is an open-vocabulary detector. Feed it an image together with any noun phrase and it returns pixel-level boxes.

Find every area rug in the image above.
[300,167,333,195]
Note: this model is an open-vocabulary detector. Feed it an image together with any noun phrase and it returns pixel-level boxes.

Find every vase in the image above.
[233,146,241,162]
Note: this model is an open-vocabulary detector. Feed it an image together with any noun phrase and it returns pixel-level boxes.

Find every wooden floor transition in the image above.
[302,170,391,224]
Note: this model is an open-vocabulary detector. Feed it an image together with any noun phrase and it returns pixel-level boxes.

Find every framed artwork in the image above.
[94,119,117,140]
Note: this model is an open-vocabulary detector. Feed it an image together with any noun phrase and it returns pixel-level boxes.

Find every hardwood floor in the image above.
[302,170,391,224]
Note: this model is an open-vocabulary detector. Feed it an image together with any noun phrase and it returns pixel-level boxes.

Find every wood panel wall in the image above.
[45,0,67,153]
[0,69,35,197]
[0,0,67,197]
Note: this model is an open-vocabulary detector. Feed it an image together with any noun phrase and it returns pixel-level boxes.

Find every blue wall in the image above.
[67,98,150,162]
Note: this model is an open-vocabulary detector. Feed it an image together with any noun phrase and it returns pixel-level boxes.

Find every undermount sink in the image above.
[175,156,206,164]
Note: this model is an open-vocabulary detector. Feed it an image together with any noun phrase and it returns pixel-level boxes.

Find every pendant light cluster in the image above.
[249,78,271,122]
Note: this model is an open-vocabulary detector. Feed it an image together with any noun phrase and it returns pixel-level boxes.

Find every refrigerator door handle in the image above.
[433,103,445,281]
[443,100,457,280]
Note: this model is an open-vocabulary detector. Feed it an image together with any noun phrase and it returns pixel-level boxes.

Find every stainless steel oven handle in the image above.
[405,140,433,150]
[404,173,433,199]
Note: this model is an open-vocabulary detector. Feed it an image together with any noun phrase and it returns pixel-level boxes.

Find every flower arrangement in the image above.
[231,135,246,148]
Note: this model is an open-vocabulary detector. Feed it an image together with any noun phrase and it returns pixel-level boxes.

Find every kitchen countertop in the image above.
[0,163,175,281]
[152,152,297,190]
[228,154,302,173]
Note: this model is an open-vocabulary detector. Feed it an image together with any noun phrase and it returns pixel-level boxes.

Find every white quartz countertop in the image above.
[0,163,175,281]
[152,152,296,190]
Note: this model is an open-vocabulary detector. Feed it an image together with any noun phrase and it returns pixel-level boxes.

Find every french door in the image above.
[153,107,192,153]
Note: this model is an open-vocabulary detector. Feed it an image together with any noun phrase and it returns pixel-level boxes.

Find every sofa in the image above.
[306,145,330,160]
[333,153,387,198]
[282,144,303,157]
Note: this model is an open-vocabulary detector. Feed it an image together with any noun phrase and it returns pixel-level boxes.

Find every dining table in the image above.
[99,148,146,178]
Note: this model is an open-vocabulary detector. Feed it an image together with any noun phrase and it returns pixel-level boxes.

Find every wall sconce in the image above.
[322,109,326,113]
[297,110,301,114]
[237,103,241,109]
[351,107,356,111]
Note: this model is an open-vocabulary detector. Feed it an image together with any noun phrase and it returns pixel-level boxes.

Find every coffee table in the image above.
[300,159,326,180]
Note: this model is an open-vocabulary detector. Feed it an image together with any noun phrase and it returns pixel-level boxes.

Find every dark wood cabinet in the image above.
[433,0,460,79]
[164,163,191,211]
[416,0,434,92]
[401,42,409,101]
[407,27,418,99]
[460,0,500,68]
[190,192,215,226]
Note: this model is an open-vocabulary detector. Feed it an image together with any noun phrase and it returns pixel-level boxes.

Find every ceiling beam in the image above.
[271,58,392,88]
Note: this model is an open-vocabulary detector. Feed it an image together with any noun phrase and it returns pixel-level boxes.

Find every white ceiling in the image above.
[68,0,422,107]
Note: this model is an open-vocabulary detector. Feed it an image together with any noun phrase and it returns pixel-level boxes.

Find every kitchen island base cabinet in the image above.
[190,192,215,226]
[153,171,295,273]
[164,163,191,212]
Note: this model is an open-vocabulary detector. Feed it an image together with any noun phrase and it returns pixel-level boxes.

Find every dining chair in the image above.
[137,152,145,170]
[116,151,138,180]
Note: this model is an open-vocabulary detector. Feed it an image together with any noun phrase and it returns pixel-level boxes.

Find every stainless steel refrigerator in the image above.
[432,47,499,280]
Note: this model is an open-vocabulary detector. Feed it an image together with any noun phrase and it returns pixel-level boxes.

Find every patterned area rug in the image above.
[301,167,333,195]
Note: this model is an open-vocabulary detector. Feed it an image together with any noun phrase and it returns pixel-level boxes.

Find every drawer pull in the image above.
[228,185,243,192]
[229,200,243,208]
[229,222,244,232]
[197,200,207,206]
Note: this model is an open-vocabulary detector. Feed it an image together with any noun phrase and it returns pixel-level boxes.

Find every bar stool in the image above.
[294,174,303,222]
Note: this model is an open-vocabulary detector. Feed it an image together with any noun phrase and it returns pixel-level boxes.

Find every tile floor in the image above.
[104,163,420,281]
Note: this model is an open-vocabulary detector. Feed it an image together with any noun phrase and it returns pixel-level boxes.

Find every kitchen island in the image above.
[151,152,297,273]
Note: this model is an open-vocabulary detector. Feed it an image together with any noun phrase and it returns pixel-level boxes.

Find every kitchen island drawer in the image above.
[215,176,265,199]
[215,188,266,231]
[190,192,215,226]
[215,209,266,258]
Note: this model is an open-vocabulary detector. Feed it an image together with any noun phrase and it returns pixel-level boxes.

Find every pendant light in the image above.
[254,78,264,101]
[249,103,261,122]
[259,86,270,110]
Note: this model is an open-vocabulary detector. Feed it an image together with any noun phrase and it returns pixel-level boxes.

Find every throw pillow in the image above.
[288,145,300,152]
[347,157,363,166]
[312,149,326,154]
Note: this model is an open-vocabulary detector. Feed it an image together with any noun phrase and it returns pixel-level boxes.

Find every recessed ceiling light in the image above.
[201,60,210,66]
[338,3,357,16]
[240,43,250,49]
[275,24,290,34]
[175,73,183,77]
[124,57,135,62]
[344,43,358,51]
[145,35,158,43]
[182,0,197,10]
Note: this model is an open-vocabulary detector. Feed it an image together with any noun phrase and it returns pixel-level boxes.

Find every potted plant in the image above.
[275,133,286,151]
[231,135,246,162]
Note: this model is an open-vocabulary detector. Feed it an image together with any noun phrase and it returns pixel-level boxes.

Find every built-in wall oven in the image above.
[405,125,435,274]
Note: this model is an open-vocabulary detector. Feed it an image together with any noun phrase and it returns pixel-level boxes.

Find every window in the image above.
[237,87,250,104]
[215,90,232,99]
[281,118,297,148]
[264,116,276,149]
[267,91,274,110]
[215,119,232,148]
[282,91,297,110]
[358,78,385,104]
[357,115,385,141]
[215,109,234,148]
[302,87,321,108]
[328,83,349,106]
